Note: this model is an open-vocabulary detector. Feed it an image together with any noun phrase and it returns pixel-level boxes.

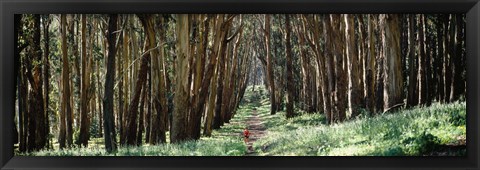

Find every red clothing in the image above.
[243,129,250,137]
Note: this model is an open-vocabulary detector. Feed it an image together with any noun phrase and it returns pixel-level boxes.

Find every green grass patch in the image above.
[253,101,466,156]
[19,96,256,156]
[23,137,246,156]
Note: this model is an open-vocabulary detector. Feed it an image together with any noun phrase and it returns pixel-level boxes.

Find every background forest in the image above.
[14,14,466,156]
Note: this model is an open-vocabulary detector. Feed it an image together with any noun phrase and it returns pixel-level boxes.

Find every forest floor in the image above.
[16,86,466,156]
[249,100,466,156]
[244,109,267,156]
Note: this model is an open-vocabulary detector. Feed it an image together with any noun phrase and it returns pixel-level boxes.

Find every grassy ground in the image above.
[251,100,466,156]
[18,106,254,156]
[17,86,466,156]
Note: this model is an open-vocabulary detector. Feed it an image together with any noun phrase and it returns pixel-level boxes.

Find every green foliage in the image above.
[89,112,102,138]
[241,86,269,108]
[401,131,440,155]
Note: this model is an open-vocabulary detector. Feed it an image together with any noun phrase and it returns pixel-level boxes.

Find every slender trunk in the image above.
[60,14,72,149]
[204,16,221,136]
[418,14,427,105]
[203,57,219,136]
[264,14,277,115]
[345,14,362,118]
[407,15,418,107]
[366,14,377,114]
[145,66,152,144]
[15,15,27,152]
[137,76,147,146]
[331,14,347,122]
[79,14,90,147]
[451,14,464,101]
[103,14,118,153]
[126,39,150,146]
[322,15,334,124]
[375,15,385,113]
[444,15,452,102]
[285,14,295,118]
[42,15,51,149]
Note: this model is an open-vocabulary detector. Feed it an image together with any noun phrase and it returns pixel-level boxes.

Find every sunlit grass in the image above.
[19,93,258,156]
[23,137,246,156]
[253,101,466,156]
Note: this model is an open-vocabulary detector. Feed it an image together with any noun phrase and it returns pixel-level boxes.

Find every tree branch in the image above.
[226,22,244,43]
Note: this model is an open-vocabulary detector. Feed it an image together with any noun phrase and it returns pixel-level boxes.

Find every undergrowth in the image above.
[252,100,466,156]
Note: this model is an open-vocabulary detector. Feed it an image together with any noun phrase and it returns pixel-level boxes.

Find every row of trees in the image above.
[15,14,252,153]
[15,14,466,153]
[248,14,465,124]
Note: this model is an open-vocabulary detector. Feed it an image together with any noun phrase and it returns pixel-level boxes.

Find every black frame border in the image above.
[1,0,479,169]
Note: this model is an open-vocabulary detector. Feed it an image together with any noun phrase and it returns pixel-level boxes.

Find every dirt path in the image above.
[244,110,267,156]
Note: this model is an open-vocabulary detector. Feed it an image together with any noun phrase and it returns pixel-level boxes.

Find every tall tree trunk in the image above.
[285,14,295,118]
[444,15,452,102]
[42,14,51,148]
[373,15,385,113]
[451,14,464,101]
[204,16,222,136]
[330,14,347,122]
[103,14,118,153]
[358,15,367,110]
[345,14,362,118]
[425,16,433,106]
[145,66,152,144]
[120,16,129,143]
[417,14,427,105]
[78,14,90,147]
[436,14,445,102]
[381,14,404,111]
[203,56,219,137]
[448,14,457,102]
[69,15,81,131]
[458,14,466,98]
[117,21,124,145]
[126,38,150,146]
[97,61,103,138]
[60,14,72,149]
[137,76,148,146]
[171,14,191,143]
[407,15,418,107]
[29,14,46,151]
[366,14,377,114]
[321,15,334,124]
[264,14,277,115]
[15,14,27,152]
[190,15,207,130]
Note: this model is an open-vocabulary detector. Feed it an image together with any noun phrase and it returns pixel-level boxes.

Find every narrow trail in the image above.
[244,109,267,156]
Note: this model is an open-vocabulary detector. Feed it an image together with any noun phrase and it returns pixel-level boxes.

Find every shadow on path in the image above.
[244,110,267,156]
